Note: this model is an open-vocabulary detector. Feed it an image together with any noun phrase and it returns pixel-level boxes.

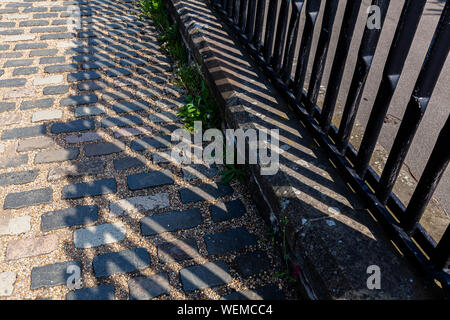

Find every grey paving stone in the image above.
[127,170,174,191]
[74,105,105,117]
[0,215,31,236]
[209,199,246,223]
[204,227,257,255]
[4,188,52,209]
[66,284,114,300]
[0,154,28,169]
[84,141,125,157]
[0,102,15,113]
[102,90,134,102]
[235,251,270,277]
[82,60,115,70]
[149,112,179,123]
[0,22,15,28]
[34,13,58,19]
[44,63,78,73]
[0,78,27,88]
[93,248,150,278]
[0,170,39,187]
[182,164,220,181]
[43,85,69,95]
[179,183,234,204]
[77,80,106,91]
[0,52,22,59]
[0,29,23,36]
[74,222,126,248]
[41,205,99,231]
[128,274,169,300]
[29,49,58,57]
[4,59,33,68]
[0,44,10,51]
[113,157,145,171]
[33,75,63,86]
[109,193,170,217]
[140,208,202,236]
[20,98,54,110]
[72,53,110,62]
[101,115,143,128]
[34,148,79,164]
[31,261,81,290]
[0,272,16,297]
[47,159,106,181]
[19,20,49,27]
[157,239,199,263]
[222,285,285,300]
[13,67,38,76]
[31,27,67,34]
[14,42,47,50]
[61,178,117,199]
[130,135,172,151]
[112,100,150,113]
[51,119,95,134]
[32,109,62,122]
[60,94,98,106]
[17,136,55,152]
[105,67,132,77]
[68,71,101,82]
[180,261,232,291]
[1,124,46,140]
[40,32,75,40]
[40,56,65,64]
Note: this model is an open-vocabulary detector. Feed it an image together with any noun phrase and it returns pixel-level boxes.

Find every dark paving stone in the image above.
[77,81,105,91]
[84,142,124,157]
[128,274,169,300]
[0,102,15,113]
[101,115,143,128]
[44,63,78,73]
[61,178,117,199]
[210,199,246,223]
[105,67,132,77]
[93,248,150,277]
[43,85,69,95]
[204,227,258,255]
[82,60,115,70]
[4,59,33,68]
[67,71,101,82]
[41,205,99,231]
[13,67,38,76]
[72,53,110,62]
[127,170,174,191]
[66,284,114,300]
[130,135,172,151]
[31,27,67,34]
[14,42,47,50]
[31,261,82,290]
[180,261,231,291]
[0,78,27,88]
[140,209,203,236]
[60,94,98,106]
[0,170,39,187]
[223,285,285,300]
[40,56,65,64]
[4,188,52,209]
[157,239,199,263]
[179,183,234,204]
[1,124,46,140]
[235,251,270,277]
[113,157,145,171]
[51,119,95,134]
[33,13,58,19]
[112,100,150,113]
[41,32,75,40]
[20,98,53,110]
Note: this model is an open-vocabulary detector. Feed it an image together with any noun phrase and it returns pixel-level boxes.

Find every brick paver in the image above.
[0,0,291,300]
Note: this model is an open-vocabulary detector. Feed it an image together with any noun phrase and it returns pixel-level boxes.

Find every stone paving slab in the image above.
[0,0,290,301]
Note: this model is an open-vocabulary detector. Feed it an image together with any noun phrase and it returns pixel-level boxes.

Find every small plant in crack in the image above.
[274,214,298,283]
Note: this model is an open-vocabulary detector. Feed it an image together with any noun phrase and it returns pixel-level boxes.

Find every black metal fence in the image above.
[210,0,450,294]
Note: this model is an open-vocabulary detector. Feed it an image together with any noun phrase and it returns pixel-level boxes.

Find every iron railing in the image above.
[211,0,450,295]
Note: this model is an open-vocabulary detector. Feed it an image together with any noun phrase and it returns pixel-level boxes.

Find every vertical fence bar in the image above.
[281,0,306,81]
[355,0,427,178]
[253,0,267,48]
[432,226,450,271]
[306,0,339,113]
[239,0,248,31]
[264,0,279,62]
[376,3,450,204]
[337,0,391,153]
[245,0,257,38]
[319,0,363,132]
[272,0,291,72]
[402,115,450,234]
[293,0,322,98]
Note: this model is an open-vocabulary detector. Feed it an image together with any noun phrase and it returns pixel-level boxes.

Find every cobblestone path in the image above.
[0,0,291,300]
